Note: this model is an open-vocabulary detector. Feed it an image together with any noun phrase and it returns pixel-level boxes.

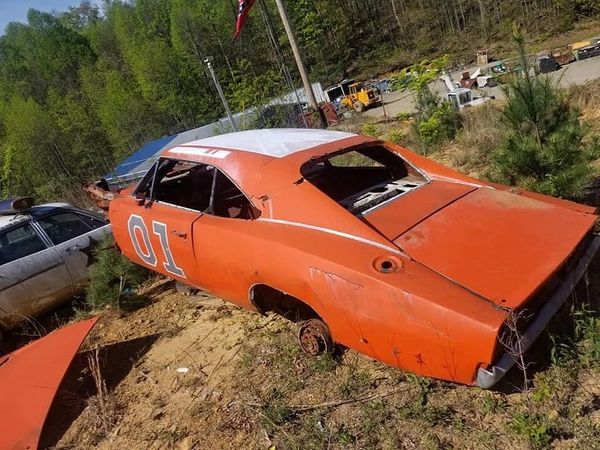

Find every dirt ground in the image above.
[32,266,600,450]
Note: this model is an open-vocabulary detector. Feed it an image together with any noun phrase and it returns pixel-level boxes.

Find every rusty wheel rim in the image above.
[298,319,331,356]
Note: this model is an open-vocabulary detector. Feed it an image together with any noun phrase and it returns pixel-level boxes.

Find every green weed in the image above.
[361,122,378,137]
[85,237,150,311]
[510,412,553,448]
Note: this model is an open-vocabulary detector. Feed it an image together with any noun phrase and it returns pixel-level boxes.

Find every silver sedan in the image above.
[0,199,111,346]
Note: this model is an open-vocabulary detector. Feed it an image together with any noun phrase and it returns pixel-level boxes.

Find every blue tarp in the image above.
[0,199,14,210]
[109,134,178,177]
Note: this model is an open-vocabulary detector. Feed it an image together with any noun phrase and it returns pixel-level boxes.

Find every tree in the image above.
[489,25,599,199]
[391,56,460,152]
[0,0,598,202]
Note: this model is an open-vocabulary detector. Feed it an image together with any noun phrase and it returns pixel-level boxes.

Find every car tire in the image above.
[353,101,365,113]
[298,318,334,356]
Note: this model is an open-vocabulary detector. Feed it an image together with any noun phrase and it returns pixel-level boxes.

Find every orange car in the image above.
[109,129,599,388]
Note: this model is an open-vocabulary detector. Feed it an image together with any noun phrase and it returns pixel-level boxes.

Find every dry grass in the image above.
[442,102,506,175]
[86,349,118,441]
[569,79,600,129]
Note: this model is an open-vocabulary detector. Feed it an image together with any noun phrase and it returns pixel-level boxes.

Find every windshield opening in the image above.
[300,144,428,215]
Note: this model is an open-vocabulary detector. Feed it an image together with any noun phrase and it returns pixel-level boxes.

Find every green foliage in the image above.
[361,122,378,137]
[387,129,407,144]
[0,1,598,200]
[416,102,460,148]
[392,56,459,152]
[259,387,294,433]
[391,56,449,93]
[479,392,507,415]
[229,59,285,113]
[489,26,599,199]
[510,412,553,448]
[575,314,600,368]
[85,237,150,311]
[395,112,412,122]
[310,352,339,373]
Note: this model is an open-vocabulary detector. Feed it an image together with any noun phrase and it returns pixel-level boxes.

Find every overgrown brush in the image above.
[488,25,600,199]
[391,56,460,153]
[568,79,600,116]
[85,237,150,311]
[450,102,506,170]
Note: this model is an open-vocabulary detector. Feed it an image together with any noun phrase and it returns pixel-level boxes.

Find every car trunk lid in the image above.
[366,184,597,308]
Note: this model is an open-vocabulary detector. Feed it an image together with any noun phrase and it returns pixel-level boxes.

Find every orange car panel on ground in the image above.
[0,318,97,450]
[109,128,599,387]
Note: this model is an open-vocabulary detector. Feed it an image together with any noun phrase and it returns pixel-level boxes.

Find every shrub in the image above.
[361,122,378,137]
[510,412,553,448]
[488,26,600,199]
[387,129,407,144]
[415,102,459,149]
[85,237,150,311]
[395,112,412,122]
[391,56,460,152]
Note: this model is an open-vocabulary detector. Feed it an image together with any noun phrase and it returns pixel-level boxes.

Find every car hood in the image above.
[365,183,597,308]
[0,318,97,450]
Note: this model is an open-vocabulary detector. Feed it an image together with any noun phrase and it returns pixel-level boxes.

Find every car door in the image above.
[34,210,111,290]
[0,221,73,328]
[122,159,208,286]
[190,168,263,305]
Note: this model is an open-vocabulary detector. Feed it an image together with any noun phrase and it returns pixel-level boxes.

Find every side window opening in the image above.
[0,223,47,265]
[146,158,259,220]
[300,145,427,215]
[75,212,108,230]
[212,171,260,220]
[154,160,214,212]
[37,212,94,245]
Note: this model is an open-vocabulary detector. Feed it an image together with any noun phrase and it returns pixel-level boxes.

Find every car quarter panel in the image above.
[190,212,507,385]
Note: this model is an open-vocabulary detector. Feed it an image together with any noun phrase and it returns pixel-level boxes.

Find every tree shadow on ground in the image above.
[39,333,159,448]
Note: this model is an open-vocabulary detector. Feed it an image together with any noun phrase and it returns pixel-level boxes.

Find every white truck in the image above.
[441,73,493,109]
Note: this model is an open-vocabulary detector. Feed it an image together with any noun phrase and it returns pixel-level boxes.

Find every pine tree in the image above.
[489,25,599,199]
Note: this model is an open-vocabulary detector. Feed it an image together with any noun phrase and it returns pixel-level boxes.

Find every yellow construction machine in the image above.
[324,79,380,113]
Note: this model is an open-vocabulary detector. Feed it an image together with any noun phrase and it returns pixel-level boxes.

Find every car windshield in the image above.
[300,145,428,215]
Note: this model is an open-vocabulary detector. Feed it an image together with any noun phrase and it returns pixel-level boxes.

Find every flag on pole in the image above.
[234,0,257,39]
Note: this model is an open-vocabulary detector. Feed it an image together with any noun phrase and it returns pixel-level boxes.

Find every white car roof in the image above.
[0,203,73,231]
[0,214,27,230]
[181,128,356,158]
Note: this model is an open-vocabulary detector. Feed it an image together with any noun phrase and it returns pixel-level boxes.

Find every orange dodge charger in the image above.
[109,128,599,388]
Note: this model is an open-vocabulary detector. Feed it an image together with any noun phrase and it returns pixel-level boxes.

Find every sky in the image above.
[0,0,97,34]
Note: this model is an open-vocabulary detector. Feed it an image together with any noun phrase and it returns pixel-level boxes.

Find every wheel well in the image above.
[250,284,320,323]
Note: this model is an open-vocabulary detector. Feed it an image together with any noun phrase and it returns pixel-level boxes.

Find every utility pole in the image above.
[258,0,308,128]
[204,56,238,132]
[273,0,326,128]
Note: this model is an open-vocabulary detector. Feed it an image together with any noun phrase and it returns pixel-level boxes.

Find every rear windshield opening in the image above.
[300,145,428,215]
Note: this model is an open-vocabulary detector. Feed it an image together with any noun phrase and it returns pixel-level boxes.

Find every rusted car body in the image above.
[109,129,599,387]
[0,317,97,450]
[0,201,110,339]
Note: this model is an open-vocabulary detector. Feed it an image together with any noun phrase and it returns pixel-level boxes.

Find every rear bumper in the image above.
[477,234,600,389]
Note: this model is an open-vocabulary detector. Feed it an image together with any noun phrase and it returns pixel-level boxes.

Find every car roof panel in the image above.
[178,128,356,158]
